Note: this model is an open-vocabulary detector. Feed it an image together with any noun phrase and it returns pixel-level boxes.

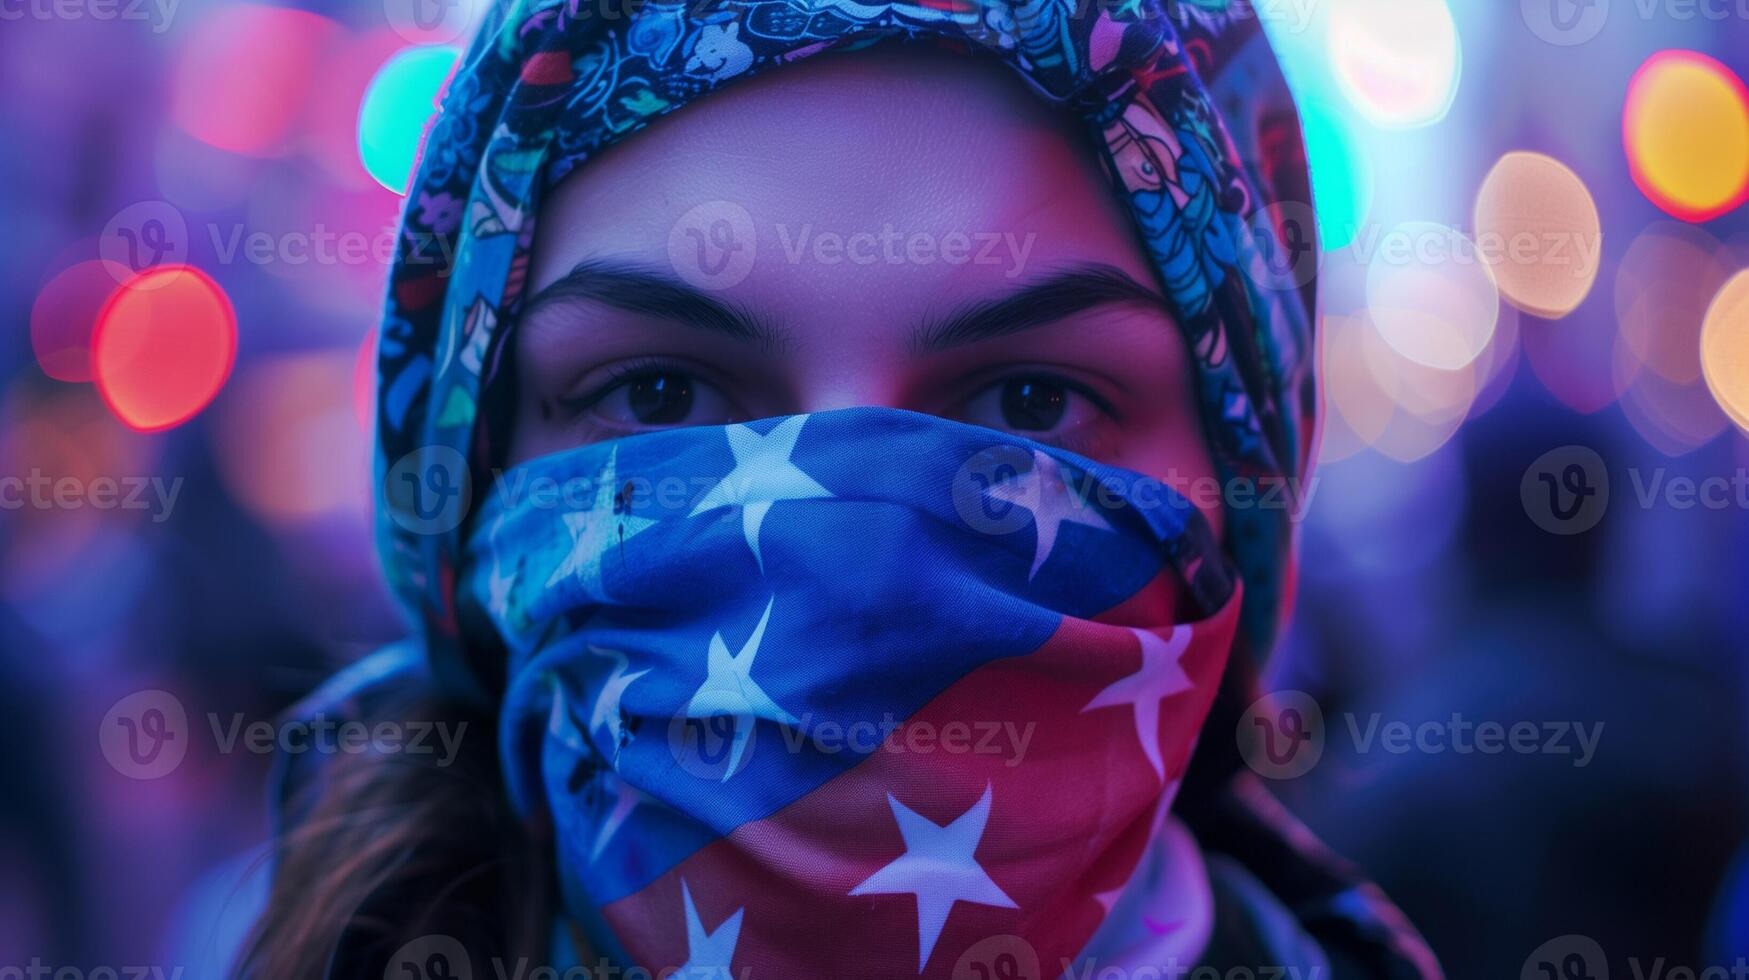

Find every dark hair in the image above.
[235,684,554,979]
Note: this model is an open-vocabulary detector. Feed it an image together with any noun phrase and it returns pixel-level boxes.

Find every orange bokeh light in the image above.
[92,266,237,432]
[1702,269,1749,433]
[1623,50,1749,223]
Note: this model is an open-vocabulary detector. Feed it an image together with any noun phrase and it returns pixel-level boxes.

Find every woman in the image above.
[243,0,1439,976]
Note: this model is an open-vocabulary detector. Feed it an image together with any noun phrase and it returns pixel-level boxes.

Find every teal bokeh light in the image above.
[358,46,460,194]
[1299,103,1374,251]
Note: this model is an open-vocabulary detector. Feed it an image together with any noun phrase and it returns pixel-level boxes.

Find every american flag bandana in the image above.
[461,406,1242,978]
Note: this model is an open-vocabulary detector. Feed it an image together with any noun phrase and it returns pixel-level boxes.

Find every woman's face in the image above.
[512,48,1222,535]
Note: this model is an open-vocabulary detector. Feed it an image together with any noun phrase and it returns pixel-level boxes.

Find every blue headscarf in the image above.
[372,0,1318,703]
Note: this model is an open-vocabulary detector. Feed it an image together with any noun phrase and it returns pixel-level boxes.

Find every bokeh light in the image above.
[358,45,459,194]
[239,167,402,319]
[1702,269,1749,433]
[1318,313,1480,463]
[301,30,410,189]
[30,260,128,382]
[382,0,490,46]
[1467,303,1522,418]
[0,382,158,644]
[1615,333,1731,455]
[1365,222,1500,370]
[171,5,338,157]
[1319,313,1395,463]
[1366,326,1479,463]
[0,379,159,557]
[1614,221,1730,386]
[213,352,371,524]
[1300,101,1374,251]
[1623,50,1749,224]
[1473,151,1603,319]
[92,266,237,432]
[9,4,1749,971]
[1328,0,1461,129]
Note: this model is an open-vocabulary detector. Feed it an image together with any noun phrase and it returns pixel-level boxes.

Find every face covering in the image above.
[372,0,1319,706]
[307,0,1438,974]
[461,407,1241,977]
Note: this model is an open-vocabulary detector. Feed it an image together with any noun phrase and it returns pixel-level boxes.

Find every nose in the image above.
[786,350,908,415]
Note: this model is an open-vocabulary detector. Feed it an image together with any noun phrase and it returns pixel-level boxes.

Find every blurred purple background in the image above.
[3,0,1748,976]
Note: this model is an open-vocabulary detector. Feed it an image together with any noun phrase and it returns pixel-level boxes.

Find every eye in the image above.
[567,361,738,434]
[623,372,693,425]
[1001,379,1068,430]
[960,376,1110,441]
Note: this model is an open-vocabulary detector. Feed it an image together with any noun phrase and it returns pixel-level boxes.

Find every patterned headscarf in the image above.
[295,0,1454,972]
[373,0,1319,704]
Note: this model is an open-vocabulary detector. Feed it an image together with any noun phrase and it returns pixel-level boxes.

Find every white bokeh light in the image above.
[1329,0,1462,129]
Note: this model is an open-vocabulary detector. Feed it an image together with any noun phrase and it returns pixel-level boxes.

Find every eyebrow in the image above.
[519,259,1170,353]
[521,259,787,351]
[912,264,1172,353]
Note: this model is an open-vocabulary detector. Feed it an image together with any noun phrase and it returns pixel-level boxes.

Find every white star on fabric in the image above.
[1093,885,1125,916]
[983,449,1113,580]
[545,446,656,597]
[590,771,645,862]
[588,647,649,756]
[1081,626,1194,779]
[683,598,798,781]
[689,415,832,572]
[546,680,587,751]
[677,879,744,980]
[850,783,1018,972]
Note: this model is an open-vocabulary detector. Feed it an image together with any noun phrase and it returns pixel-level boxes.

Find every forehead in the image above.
[528,47,1158,345]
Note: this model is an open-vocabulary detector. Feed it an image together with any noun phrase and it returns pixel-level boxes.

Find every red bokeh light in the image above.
[30,260,130,382]
[170,6,339,157]
[92,266,238,432]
